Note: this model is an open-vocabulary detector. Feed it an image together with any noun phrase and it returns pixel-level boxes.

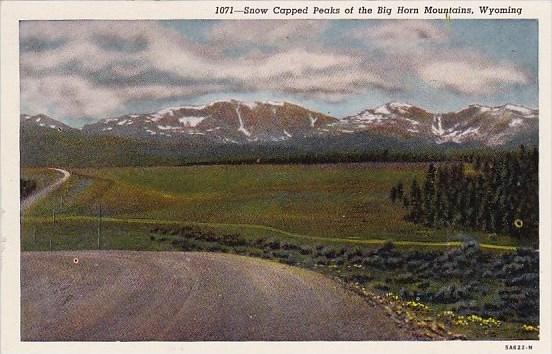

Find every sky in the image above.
[20,19,538,127]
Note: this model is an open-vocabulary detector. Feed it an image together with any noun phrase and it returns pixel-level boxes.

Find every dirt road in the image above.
[21,251,415,341]
[21,168,70,211]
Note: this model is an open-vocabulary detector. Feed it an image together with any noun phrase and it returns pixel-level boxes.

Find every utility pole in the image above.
[49,238,52,251]
[97,203,102,250]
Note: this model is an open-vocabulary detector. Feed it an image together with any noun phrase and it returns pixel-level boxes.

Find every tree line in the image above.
[183,149,454,166]
[390,146,538,239]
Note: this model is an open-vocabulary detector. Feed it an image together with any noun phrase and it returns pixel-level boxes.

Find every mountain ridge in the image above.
[21,100,538,148]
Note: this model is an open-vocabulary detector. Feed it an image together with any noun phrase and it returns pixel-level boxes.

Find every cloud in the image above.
[20,21,394,119]
[21,75,122,118]
[207,20,328,50]
[19,20,534,121]
[350,20,530,96]
[418,61,528,95]
[353,21,447,53]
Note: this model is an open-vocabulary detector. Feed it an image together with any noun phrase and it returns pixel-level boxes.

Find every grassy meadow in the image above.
[22,163,523,248]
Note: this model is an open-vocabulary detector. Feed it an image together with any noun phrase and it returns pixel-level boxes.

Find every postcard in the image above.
[1,1,551,353]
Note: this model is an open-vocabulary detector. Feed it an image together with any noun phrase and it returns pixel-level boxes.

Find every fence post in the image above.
[97,204,102,250]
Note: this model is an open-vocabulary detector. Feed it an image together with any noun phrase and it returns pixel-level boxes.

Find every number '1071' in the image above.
[215,7,234,14]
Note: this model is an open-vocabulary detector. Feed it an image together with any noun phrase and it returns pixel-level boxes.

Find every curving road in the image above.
[21,168,70,211]
[21,251,415,341]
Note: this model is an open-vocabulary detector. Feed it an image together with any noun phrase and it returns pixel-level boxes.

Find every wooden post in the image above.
[49,238,52,251]
[97,204,102,250]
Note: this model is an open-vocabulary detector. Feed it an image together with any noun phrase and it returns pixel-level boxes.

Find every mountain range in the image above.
[20,100,538,167]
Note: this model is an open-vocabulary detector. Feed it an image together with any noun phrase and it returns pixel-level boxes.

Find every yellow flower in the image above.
[521,324,539,333]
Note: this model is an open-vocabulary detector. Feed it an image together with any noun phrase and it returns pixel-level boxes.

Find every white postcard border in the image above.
[1,1,551,354]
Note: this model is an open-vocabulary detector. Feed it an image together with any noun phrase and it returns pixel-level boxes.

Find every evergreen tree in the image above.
[422,163,436,226]
[391,146,538,240]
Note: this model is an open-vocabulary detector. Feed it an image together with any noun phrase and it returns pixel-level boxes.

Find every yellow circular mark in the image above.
[514,219,524,229]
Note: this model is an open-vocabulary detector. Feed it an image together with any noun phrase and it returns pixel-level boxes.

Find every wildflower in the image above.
[521,324,539,333]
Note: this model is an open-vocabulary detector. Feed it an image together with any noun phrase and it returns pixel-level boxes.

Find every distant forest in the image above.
[179,146,523,166]
[390,146,538,240]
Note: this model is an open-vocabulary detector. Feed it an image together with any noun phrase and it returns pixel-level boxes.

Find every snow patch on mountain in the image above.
[240,101,258,110]
[374,104,391,115]
[509,118,524,128]
[157,125,179,130]
[263,100,284,106]
[504,104,534,116]
[178,116,206,127]
[235,105,251,137]
[432,115,445,136]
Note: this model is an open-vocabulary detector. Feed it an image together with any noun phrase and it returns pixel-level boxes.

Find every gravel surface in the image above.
[21,251,415,341]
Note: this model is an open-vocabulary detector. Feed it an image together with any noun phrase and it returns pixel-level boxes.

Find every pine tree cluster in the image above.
[390,146,538,239]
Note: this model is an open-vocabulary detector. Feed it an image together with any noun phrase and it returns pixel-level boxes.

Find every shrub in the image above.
[373,282,390,291]
[302,257,315,268]
[396,272,416,283]
[385,256,404,269]
[433,284,470,304]
[320,247,338,259]
[399,287,415,299]
[506,273,539,286]
[382,240,395,250]
[280,241,299,250]
[313,255,329,265]
[362,255,385,268]
[417,281,430,289]
[264,239,281,250]
[345,247,362,260]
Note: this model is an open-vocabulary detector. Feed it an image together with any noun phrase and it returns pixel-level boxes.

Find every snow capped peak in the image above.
[465,103,536,116]
[373,102,415,115]
[373,104,391,115]
[262,100,285,106]
[238,101,258,110]
[20,113,71,131]
[387,102,413,109]
[467,104,492,113]
[502,104,536,116]
[156,107,179,116]
[210,99,286,107]
[152,106,198,121]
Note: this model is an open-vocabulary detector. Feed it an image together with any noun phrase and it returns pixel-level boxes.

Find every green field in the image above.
[22,163,522,249]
